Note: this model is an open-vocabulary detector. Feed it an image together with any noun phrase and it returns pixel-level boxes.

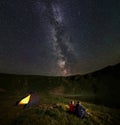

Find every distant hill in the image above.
[66,63,120,107]
[90,63,120,77]
[0,62,120,78]
[0,63,120,108]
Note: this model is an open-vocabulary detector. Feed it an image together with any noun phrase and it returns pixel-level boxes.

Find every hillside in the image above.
[65,63,120,107]
[0,63,120,125]
[0,63,120,107]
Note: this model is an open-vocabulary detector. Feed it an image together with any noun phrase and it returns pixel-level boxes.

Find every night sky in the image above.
[0,0,120,76]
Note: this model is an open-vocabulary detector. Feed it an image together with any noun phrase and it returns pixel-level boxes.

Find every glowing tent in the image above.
[17,93,39,107]
[18,94,31,105]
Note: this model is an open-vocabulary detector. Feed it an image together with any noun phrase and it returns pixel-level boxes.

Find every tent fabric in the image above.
[19,94,31,105]
[17,93,40,107]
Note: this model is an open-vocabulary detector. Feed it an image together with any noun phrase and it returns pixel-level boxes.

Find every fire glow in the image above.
[19,94,31,105]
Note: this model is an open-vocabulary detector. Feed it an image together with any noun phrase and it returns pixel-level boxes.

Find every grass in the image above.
[0,93,120,125]
[0,73,120,125]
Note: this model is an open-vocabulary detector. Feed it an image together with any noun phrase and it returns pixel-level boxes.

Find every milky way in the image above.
[0,0,120,76]
[41,0,76,76]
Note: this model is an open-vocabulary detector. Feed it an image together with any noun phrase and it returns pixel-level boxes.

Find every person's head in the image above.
[77,101,81,105]
[70,100,74,105]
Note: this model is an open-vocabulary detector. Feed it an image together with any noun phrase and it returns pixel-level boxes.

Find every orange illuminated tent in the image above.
[18,94,31,105]
[16,93,39,107]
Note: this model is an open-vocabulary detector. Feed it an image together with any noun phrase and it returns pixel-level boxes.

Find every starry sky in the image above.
[0,0,120,76]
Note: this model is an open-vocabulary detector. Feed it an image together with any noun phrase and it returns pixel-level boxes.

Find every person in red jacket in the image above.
[69,100,75,113]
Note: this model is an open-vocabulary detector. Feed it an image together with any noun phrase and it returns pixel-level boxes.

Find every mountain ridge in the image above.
[0,62,120,77]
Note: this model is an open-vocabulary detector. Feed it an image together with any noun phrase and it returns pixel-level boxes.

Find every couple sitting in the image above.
[69,100,87,119]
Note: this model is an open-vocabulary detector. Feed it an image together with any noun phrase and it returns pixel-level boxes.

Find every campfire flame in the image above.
[19,94,31,105]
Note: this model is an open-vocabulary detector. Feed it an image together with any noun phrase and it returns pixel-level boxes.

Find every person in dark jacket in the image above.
[75,101,87,118]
